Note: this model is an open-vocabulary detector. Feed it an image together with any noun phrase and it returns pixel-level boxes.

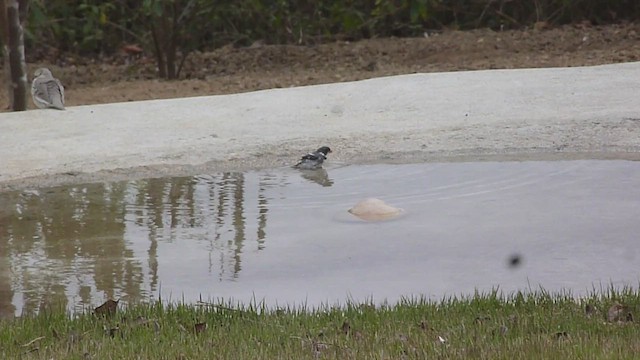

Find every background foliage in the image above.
[20,0,640,57]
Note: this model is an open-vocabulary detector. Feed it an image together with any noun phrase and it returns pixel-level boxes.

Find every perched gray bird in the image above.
[294,146,332,170]
[31,68,65,110]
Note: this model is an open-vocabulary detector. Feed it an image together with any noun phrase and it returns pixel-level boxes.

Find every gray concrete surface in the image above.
[1,62,639,190]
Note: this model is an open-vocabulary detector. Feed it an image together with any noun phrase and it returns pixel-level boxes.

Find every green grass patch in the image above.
[1,288,639,359]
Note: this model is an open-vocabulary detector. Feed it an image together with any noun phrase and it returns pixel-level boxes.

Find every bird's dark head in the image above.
[317,146,332,155]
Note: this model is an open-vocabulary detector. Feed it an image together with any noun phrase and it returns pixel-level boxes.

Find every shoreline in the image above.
[1,62,639,192]
[1,148,639,192]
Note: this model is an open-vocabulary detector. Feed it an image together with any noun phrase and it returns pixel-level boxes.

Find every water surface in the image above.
[0,160,638,316]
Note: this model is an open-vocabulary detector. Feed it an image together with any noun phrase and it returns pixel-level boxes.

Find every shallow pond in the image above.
[0,160,639,316]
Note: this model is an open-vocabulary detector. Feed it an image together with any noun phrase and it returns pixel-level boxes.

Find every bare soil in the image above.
[2,23,640,110]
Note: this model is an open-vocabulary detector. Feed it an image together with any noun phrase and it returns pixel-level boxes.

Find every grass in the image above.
[1,288,639,359]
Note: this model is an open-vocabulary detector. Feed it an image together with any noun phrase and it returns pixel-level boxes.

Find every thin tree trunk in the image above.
[148,0,197,80]
[1,0,11,110]
[166,1,177,80]
[17,0,26,21]
[159,3,173,79]
[5,0,27,111]
[150,23,167,79]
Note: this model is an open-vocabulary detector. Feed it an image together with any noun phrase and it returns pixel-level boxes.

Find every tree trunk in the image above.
[1,0,10,110]
[148,1,184,80]
[3,0,28,111]
[150,23,167,79]
[166,0,178,80]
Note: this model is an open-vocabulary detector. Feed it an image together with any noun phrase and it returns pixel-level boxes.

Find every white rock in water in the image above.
[348,198,404,221]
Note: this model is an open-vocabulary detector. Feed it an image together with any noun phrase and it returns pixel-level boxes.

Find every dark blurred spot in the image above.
[585,303,596,317]
[194,322,207,334]
[507,254,522,269]
[554,331,569,339]
[341,320,350,335]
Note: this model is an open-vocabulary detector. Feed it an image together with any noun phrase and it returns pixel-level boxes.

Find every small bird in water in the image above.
[294,146,332,170]
[31,68,65,110]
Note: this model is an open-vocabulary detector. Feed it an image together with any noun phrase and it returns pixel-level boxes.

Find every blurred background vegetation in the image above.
[4,0,639,79]
[24,0,640,52]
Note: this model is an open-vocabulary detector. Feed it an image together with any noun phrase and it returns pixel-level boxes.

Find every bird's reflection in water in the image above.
[299,168,334,187]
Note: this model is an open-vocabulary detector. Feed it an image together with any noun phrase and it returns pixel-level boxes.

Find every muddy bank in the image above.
[1,150,640,193]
